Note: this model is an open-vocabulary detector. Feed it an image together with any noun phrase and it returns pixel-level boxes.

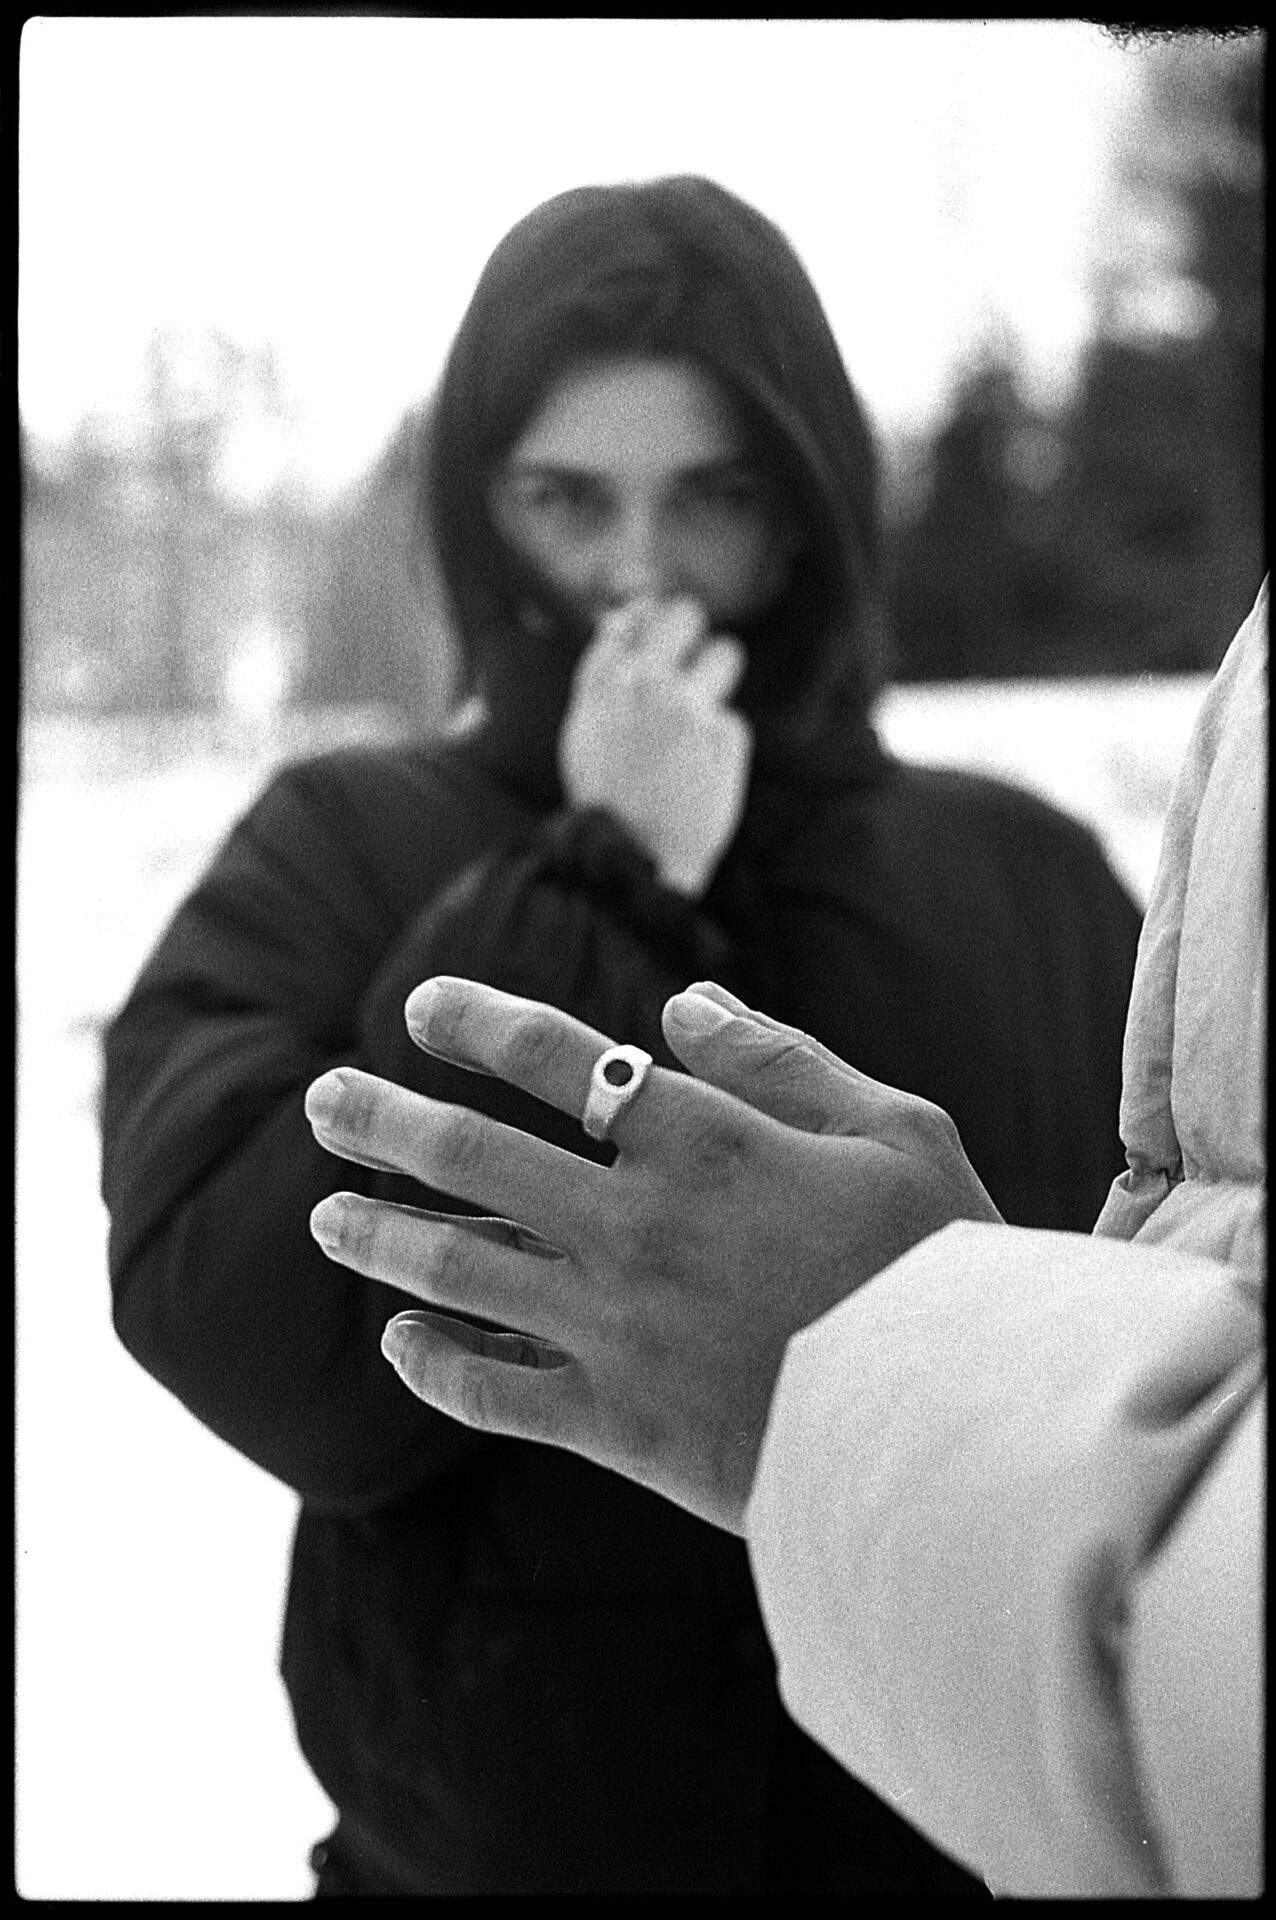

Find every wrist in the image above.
[537,805,734,974]
[540,804,659,892]
[560,792,710,898]
[656,851,713,900]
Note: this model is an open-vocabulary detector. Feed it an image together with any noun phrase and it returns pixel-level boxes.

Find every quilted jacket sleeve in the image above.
[102,750,721,1512]
[745,1221,1264,1898]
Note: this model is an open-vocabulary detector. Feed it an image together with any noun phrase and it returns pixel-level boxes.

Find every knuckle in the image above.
[612,1211,682,1289]
[679,1105,754,1189]
[454,1356,499,1431]
[911,1095,960,1149]
[422,1223,465,1292]
[496,1007,570,1084]
[760,1033,814,1085]
[433,1106,489,1183]
[611,1185,700,1292]
[619,1300,675,1378]
[594,1188,684,1291]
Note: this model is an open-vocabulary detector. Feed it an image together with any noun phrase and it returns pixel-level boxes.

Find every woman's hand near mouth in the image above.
[557,594,753,897]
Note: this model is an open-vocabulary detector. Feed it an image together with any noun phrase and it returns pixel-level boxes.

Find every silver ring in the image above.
[581,1043,654,1141]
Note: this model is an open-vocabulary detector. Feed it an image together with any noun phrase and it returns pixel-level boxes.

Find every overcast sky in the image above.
[20,17,1148,496]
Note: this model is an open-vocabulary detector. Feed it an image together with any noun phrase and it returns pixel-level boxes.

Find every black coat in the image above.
[101,697,1141,1894]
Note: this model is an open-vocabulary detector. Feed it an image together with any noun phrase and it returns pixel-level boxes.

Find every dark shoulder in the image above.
[876,756,1115,871]
[249,736,526,854]
[200,736,535,933]
[807,754,1142,948]
[261,736,478,819]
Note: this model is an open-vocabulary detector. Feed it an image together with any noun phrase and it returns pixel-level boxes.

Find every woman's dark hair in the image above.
[419,174,888,726]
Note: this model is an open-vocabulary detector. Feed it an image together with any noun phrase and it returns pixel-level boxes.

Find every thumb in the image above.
[662,984,881,1135]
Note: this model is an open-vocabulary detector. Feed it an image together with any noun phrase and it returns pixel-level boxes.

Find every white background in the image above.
[20,17,1147,491]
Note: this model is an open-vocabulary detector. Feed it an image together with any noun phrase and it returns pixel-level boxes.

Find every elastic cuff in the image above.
[537,806,734,976]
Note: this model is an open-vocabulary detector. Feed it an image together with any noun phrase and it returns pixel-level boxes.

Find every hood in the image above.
[413,176,892,806]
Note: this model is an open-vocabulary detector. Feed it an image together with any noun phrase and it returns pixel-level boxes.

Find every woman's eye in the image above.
[513,475,602,520]
[682,472,765,513]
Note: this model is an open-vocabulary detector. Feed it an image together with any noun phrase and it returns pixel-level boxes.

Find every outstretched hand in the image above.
[305,978,1001,1533]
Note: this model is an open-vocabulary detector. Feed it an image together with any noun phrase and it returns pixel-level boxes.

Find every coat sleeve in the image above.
[102,754,720,1513]
[743,1219,1265,1898]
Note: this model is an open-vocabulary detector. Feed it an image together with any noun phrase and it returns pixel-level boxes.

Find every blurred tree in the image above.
[22,328,443,727]
[22,329,335,720]
[883,361,1073,679]
[1166,33,1264,654]
[886,34,1263,681]
[1053,32,1264,670]
[143,334,219,711]
[295,405,457,731]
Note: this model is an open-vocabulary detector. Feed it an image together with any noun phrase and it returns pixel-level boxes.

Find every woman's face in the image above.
[487,354,798,631]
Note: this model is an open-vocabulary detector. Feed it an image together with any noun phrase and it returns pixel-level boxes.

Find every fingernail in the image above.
[310,1197,343,1248]
[667,991,734,1037]
[305,1070,348,1127]
[381,1319,409,1363]
[382,1316,426,1371]
[404,979,442,1041]
[684,980,751,1014]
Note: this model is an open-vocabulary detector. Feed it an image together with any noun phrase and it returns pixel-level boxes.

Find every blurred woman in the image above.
[101,176,1142,1896]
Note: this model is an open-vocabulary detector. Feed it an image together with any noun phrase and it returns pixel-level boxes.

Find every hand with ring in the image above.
[304,975,1001,1533]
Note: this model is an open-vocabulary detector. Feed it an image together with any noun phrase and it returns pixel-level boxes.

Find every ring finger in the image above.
[403,977,670,1155]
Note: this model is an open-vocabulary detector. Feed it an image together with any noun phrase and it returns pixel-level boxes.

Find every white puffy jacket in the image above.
[747,582,1267,1898]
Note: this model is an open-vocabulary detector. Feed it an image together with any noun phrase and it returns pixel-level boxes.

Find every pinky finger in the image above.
[685,635,746,706]
[381,1310,580,1446]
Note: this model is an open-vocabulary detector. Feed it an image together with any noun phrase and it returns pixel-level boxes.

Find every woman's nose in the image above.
[599,505,668,604]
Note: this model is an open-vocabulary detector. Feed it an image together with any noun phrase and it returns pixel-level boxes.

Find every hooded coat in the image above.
[101,178,1142,1895]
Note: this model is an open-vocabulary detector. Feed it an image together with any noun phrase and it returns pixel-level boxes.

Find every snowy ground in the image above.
[16,678,1209,1900]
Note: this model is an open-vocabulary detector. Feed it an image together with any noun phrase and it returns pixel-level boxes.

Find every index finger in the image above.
[633,595,708,674]
[405,977,667,1149]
